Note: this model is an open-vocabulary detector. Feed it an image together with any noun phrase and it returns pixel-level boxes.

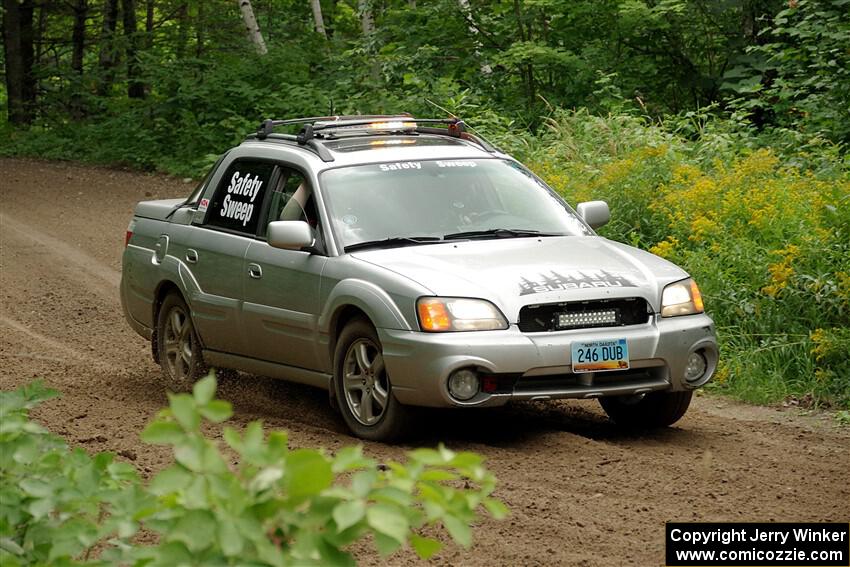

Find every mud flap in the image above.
[151,328,160,364]
[327,375,339,412]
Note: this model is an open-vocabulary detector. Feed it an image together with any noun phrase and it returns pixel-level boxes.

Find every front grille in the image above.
[518,297,651,333]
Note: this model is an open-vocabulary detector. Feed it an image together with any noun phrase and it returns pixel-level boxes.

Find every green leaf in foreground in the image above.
[410,533,442,559]
[366,504,409,544]
[442,514,472,548]
[484,497,510,519]
[170,509,216,552]
[333,499,366,532]
[284,449,333,502]
[192,373,217,405]
[217,520,244,557]
[149,464,193,495]
[199,399,232,422]
[140,421,183,445]
[168,393,199,431]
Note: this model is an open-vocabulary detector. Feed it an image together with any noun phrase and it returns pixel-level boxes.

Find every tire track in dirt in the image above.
[0,314,113,370]
[1,213,121,294]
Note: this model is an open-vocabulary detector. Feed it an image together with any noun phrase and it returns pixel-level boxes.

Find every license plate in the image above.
[571,338,629,373]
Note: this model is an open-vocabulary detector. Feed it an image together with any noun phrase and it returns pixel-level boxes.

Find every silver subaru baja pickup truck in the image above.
[121,115,718,441]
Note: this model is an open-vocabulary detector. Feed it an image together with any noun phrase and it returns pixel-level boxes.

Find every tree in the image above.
[145,0,154,49]
[2,0,36,124]
[236,0,267,54]
[457,0,492,75]
[97,0,119,96]
[122,0,145,98]
[310,0,327,38]
[358,0,379,81]
[71,0,88,75]
[358,0,374,36]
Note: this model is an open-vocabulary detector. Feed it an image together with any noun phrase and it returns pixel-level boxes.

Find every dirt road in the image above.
[1,157,847,566]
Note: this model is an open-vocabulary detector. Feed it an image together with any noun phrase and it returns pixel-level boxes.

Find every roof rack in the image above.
[245,115,497,162]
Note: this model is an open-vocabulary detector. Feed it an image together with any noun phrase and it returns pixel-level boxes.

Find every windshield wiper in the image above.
[443,228,564,240]
[344,236,443,253]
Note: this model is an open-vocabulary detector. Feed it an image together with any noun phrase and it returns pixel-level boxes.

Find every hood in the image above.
[351,236,688,321]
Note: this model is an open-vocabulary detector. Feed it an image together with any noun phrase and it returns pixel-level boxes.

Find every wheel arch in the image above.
[328,304,373,364]
[320,279,416,366]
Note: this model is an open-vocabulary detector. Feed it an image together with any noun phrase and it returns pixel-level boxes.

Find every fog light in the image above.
[684,351,708,382]
[448,369,479,401]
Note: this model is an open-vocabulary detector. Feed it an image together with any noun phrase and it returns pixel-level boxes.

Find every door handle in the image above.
[153,235,169,264]
[248,263,263,279]
[185,249,198,263]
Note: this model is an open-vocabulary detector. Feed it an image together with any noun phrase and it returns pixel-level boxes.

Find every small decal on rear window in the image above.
[197,198,209,212]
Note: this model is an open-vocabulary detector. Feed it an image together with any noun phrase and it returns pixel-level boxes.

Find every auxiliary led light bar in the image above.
[557,310,618,329]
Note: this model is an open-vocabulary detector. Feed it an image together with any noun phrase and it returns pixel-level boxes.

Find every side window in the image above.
[205,160,275,234]
[264,168,318,235]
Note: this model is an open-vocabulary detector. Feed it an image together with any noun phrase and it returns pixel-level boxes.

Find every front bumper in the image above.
[379,313,718,408]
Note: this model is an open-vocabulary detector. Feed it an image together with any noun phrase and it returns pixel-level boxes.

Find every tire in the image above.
[156,293,206,392]
[333,318,412,442]
[599,390,693,428]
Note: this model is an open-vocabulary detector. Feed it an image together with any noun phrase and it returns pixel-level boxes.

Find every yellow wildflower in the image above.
[689,216,719,242]
[650,237,679,259]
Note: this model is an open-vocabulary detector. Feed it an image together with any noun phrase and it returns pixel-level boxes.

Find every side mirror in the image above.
[268,221,314,251]
[576,200,610,229]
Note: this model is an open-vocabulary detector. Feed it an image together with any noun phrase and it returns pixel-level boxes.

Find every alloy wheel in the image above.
[162,305,194,385]
[342,338,389,425]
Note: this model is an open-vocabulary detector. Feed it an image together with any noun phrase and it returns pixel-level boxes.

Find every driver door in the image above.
[241,166,328,370]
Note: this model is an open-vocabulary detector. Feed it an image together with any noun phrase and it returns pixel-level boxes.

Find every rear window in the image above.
[205,160,275,234]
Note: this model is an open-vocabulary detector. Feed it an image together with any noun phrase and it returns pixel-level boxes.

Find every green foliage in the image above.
[0,376,506,566]
[3,0,847,167]
[2,0,821,141]
[725,0,850,144]
[0,381,147,566]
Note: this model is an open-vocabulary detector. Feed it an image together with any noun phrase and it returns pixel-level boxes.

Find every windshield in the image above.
[320,159,592,251]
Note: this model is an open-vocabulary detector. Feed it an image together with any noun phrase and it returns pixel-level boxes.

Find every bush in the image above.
[0,375,506,566]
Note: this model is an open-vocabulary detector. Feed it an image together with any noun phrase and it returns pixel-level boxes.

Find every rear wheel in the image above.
[599,390,692,428]
[156,293,206,392]
[334,318,412,442]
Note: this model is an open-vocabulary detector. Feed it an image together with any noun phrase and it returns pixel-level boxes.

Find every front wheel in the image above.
[333,318,412,442]
[599,390,693,428]
[156,293,206,392]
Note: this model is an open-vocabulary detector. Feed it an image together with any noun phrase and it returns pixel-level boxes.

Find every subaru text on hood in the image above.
[120,115,718,441]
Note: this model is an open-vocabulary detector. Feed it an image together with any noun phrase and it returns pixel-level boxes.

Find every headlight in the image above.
[417,297,508,332]
[661,278,705,317]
